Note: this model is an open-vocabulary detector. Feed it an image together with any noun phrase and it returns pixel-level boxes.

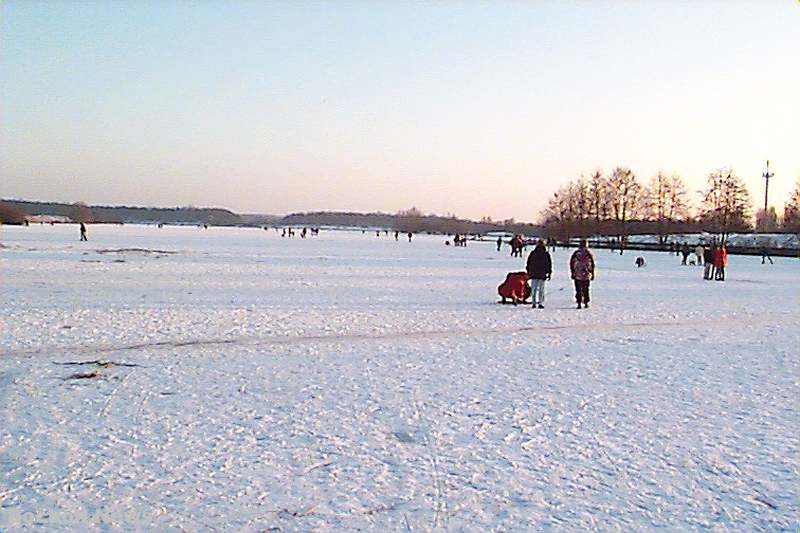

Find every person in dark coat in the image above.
[79,222,88,241]
[680,242,691,265]
[510,235,525,257]
[569,239,595,309]
[703,246,716,279]
[526,240,552,308]
[761,239,774,264]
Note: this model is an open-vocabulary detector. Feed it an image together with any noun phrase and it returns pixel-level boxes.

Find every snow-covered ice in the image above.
[1,224,798,531]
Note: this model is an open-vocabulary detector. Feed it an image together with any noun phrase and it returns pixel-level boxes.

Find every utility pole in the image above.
[762,160,774,214]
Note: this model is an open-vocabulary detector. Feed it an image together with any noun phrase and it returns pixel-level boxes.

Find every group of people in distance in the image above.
[280,227,321,238]
[674,241,728,280]
[525,238,595,309]
[678,241,729,281]
[677,242,705,266]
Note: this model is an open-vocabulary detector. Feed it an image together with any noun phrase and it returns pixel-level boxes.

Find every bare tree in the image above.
[667,174,690,221]
[606,166,642,254]
[699,169,752,244]
[587,171,608,221]
[646,172,690,244]
[540,183,578,241]
[783,179,800,239]
[755,207,779,233]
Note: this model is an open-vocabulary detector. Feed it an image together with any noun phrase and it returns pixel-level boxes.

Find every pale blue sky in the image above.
[2,1,798,220]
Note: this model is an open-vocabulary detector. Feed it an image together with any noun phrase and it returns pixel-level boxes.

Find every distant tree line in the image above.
[282,208,543,236]
[0,201,27,224]
[539,168,800,245]
[0,199,241,226]
[2,199,544,236]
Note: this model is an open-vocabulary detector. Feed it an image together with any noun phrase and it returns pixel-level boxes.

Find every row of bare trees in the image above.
[538,167,799,245]
[540,167,692,244]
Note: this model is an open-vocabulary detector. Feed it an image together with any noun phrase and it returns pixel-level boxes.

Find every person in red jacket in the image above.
[714,244,728,281]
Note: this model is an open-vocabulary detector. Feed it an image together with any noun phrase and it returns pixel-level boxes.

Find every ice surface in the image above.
[1,224,798,530]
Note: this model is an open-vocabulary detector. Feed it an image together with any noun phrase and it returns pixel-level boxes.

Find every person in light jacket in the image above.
[694,243,704,266]
[569,239,595,309]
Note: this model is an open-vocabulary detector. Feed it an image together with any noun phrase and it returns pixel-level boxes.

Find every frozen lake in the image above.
[1,224,798,530]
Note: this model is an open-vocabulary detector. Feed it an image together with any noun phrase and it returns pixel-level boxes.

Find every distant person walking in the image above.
[407,232,413,242]
[496,236,502,252]
[526,240,552,309]
[395,231,399,241]
[79,222,88,241]
[680,243,691,265]
[510,235,524,257]
[714,244,728,281]
[570,239,595,309]
[761,241,774,264]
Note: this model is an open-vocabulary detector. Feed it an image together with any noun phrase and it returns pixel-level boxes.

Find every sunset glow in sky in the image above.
[2,1,798,221]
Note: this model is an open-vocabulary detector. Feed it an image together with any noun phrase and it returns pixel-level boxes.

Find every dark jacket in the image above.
[526,246,552,279]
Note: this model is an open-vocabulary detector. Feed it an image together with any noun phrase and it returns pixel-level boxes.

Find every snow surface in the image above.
[1,224,798,531]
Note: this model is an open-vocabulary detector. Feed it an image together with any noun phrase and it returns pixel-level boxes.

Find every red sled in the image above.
[498,271,530,305]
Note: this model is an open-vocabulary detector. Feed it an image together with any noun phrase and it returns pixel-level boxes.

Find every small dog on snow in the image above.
[635,257,646,268]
